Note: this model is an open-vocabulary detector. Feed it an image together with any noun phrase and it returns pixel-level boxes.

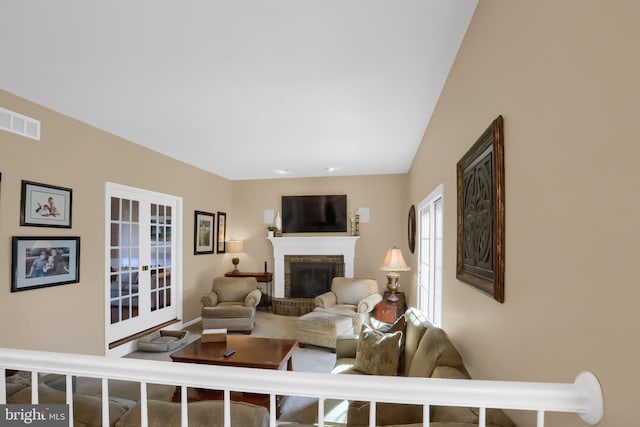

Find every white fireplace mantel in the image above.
[268,236,360,297]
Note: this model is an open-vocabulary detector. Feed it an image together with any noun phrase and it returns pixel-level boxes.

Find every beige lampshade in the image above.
[379,247,411,272]
[227,240,244,254]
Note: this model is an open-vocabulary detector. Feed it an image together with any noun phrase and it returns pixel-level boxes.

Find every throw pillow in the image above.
[354,324,402,376]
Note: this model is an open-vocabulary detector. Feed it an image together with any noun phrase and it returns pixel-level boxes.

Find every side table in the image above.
[225,271,273,311]
[375,291,406,324]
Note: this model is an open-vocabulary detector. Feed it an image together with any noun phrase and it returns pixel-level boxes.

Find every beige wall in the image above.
[231,175,408,288]
[3,0,636,422]
[408,1,639,426]
[0,90,233,355]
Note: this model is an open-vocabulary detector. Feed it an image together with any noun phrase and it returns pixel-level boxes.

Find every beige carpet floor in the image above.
[75,311,347,425]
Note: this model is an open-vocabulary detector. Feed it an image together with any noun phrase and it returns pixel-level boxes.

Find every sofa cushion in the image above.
[354,325,402,376]
[388,315,407,373]
[331,360,365,375]
[402,308,432,376]
[6,382,26,397]
[347,400,422,426]
[115,399,269,427]
[407,327,463,378]
[8,383,128,427]
[430,367,516,427]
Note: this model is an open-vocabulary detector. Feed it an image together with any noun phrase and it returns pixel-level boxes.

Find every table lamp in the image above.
[227,240,245,273]
[379,247,411,302]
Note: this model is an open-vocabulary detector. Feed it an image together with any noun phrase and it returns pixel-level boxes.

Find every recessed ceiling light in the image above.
[325,167,337,172]
[274,169,290,175]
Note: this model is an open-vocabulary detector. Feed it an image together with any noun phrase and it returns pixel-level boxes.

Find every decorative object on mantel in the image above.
[350,212,360,236]
[267,225,277,238]
[379,247,411,302]
[275,211,282,231]
[227,240,244,273]
[456,115,505,303]
[216,211,227,253]
[408,205,416,254]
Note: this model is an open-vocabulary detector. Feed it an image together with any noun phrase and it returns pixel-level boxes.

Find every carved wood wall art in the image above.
[456,115,505,302]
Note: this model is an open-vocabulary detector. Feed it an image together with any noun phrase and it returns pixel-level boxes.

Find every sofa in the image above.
[332,308,516,427]
[201,276,262,334]
[5,378,269,427]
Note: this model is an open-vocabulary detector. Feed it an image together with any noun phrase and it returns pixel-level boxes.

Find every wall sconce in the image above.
[263,209,274,224]
[357,207,370,223]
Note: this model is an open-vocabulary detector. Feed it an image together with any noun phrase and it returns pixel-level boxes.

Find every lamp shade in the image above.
[226,240,244,254]
[379,247,410,272]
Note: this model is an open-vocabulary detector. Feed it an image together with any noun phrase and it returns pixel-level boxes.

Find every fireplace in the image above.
[268,236,359,297]
[285,255,345,298]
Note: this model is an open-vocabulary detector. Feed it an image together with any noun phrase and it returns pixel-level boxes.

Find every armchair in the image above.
[201,277,262,334]
[314,277,382,332]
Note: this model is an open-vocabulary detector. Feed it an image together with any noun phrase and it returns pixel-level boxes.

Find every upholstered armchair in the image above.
[201,277,262,334]
[314,277,382,332]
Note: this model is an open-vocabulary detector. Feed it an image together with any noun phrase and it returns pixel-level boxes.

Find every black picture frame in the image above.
[216,212,227,254]
[11,236,81,292]
[20,180,72,228]
[456,115,505,303]
[194,210,215,255]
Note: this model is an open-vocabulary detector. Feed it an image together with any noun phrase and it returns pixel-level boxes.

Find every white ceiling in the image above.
[1,1,477,180]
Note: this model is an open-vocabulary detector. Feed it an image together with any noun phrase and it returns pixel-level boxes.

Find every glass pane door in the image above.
[150,203,172,312]
[110,197,140,325]
[106,183,180,346]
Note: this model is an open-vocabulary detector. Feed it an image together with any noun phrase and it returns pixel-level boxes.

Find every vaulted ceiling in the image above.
[1,1,477,180]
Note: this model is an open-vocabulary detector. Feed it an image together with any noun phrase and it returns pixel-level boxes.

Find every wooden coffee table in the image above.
[170,335,297,416]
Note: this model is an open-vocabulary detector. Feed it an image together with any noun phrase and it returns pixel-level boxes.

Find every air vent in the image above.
[0,107,40,140]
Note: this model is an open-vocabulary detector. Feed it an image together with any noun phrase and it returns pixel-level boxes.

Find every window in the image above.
[417,184,443,327]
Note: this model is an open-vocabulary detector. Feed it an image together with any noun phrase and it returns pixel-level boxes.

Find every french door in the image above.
[105,183,182,346]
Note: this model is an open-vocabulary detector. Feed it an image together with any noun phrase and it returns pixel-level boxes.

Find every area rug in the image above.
[75,311,346,425]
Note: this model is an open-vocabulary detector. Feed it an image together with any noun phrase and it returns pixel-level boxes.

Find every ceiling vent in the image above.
[0,107,40,140]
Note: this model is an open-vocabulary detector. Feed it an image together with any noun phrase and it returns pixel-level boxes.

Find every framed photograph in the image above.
[456,115,505,303]
[20,180,72,228]
[194,210,215,255]
[11,236,81,292]
[216,212,227,253]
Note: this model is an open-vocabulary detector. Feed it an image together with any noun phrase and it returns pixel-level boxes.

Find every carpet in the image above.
[76,311,347,425]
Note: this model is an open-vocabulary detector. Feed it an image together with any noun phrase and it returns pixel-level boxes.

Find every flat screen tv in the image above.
[281,195,347,233]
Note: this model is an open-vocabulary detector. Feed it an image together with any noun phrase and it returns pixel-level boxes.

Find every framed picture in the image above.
[194,210,215,255]
[20,180,72,228]
[11,236,81,292]
[456,115,505,303]
[216,212,227,253]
